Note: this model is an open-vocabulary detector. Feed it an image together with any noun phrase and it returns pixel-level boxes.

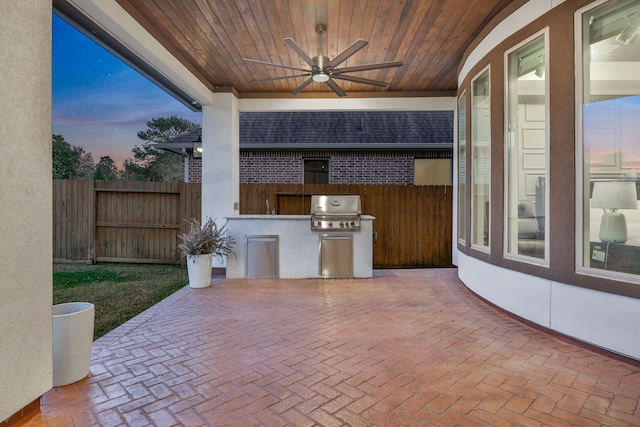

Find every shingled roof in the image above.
[152,128,201,156]
[157,111,453,153]
[239,111,453,149]
[169,128,201,145]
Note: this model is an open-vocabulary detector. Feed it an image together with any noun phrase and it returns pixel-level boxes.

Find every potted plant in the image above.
[178,217,235,288]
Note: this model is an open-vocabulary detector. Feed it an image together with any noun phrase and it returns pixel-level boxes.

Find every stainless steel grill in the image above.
[311,195,361,231]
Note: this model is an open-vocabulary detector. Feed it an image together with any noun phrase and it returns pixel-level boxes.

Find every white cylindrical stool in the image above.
[52,302,95,387]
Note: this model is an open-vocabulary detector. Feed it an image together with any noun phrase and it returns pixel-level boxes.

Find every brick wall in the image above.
[330,153,415,185]
[186,158,202,183]
[240,151,302,183]
[240,150,418,185]
[186,149,451,184]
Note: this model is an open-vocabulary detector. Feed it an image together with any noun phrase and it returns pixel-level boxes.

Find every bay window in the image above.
[505,31,549,262]
[458,92,467,244]
[471,68,491,250]
[578,0,640,278]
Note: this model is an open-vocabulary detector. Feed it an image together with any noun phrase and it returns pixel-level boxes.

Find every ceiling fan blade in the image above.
[331,74,388,87]
[333,60,403,74]
[291,78,314,95]
[251,73,311,84]
[242,57,309,73]
[325,79,347,97]
[327,39,368,68]
[283,38,316,67]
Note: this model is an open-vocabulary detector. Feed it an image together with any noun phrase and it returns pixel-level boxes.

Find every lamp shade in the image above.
[312,72,330,82]
[591,181,638,210]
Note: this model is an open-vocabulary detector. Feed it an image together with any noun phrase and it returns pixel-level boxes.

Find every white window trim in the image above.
[503,28,550,267]
[457,90,467,246]
[470,65,492,254]
[574,0,640,284]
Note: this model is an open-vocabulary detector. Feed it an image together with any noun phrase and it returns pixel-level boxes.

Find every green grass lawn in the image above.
[53,263,188,339]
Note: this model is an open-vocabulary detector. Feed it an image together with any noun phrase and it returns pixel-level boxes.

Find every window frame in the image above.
[458,90,468,245]
[470,65,492,253]
[303,158,330,184]
[574,0,640,284]
[503,28,550,266]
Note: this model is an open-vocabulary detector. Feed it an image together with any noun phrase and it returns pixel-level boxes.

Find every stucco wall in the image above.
[0,1,53,421]
[459,254,640,360]
[455,0,640,360]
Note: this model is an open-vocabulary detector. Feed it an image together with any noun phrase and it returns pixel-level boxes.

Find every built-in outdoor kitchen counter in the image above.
[225,195,374,279]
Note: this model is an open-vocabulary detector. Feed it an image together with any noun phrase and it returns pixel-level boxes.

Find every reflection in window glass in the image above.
[471,69,491,249]
[580,0,640,277]
[458,92,467,244]
[505,33,548,261]
[304,159,329,184]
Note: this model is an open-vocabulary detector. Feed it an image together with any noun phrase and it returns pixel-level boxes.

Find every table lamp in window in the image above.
[591,181,638,243]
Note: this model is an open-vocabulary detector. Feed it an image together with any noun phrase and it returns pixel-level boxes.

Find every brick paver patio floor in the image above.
[34,268,640,426]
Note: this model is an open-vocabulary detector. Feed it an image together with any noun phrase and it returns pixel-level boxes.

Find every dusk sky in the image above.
[52,14,201,168]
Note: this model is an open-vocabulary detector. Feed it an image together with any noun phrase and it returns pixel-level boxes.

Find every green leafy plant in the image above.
[177,217,235,260]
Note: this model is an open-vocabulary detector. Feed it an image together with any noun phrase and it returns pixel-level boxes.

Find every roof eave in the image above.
[153,143,189,156]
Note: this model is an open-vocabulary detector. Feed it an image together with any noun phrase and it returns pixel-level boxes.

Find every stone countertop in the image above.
[225,215,375,220]
[224,214,374,279]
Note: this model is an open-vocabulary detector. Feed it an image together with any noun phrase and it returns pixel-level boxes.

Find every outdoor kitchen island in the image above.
[224,213,374,279]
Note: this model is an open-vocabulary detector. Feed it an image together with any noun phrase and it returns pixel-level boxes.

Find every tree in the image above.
[52,134,94,179]
[121,158,146,182]
[93,156,118,181]
[123,116,199,182]
[77,151,96,180]
[136,115,200,144]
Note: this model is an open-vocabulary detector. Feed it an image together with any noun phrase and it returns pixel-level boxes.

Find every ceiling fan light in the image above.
[312,72,330,82]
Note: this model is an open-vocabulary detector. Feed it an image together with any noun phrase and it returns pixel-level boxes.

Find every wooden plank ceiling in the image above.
[116,0,517,97]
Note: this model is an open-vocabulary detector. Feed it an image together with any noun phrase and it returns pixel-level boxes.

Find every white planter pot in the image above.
[52,302,95,387]
[187,253,213,288]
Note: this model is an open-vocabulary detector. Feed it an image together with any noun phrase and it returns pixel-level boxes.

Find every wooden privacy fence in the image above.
[53,180,95,262]
[240,183,453,268]
[53,180,201,263]
[54,181,451,267]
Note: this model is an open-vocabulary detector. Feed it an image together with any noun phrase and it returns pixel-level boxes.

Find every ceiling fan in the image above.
[242,24,403,97]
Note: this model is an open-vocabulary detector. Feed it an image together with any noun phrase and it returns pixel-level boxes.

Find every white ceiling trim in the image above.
[458,1,563,85]
[238,97,456,113]
[64,0,214,107]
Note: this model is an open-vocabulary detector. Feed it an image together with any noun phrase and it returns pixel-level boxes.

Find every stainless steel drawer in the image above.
[319,234,353,278]
[245,235,278,278]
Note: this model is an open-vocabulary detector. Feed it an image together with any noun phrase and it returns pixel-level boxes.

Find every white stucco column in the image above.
[0,0,53,421]
[201,93,240,267]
